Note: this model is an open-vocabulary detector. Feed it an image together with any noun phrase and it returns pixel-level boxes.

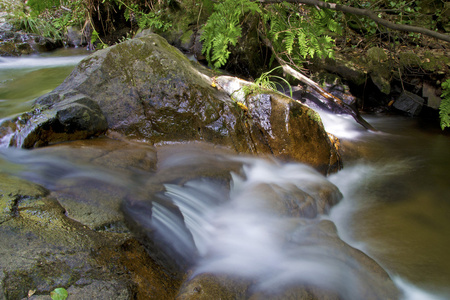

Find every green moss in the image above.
[421,51,447,72]
[399,52,421,68]
[366,47,388,63]
[307,109,322,123]
[180,30,194,45]
[398,51,449,74]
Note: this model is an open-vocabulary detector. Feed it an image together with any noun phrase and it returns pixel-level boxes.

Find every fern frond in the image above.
[200,0,261,69]
[284,30,295,55]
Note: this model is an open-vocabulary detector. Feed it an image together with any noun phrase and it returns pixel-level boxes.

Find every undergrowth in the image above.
[439,79,450,130]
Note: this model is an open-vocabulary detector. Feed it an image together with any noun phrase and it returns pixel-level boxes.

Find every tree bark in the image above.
[259,0,450,43]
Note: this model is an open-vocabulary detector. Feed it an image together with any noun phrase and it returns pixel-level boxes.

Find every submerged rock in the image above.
[178,220,400,300]
[177,273,250,300]
[0,139,178,299]
[0,140,398,299]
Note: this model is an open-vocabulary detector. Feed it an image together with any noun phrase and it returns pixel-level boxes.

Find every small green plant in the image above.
[50,287,68,300]
[243,66,292,98]
[118,32,133,43]
[439,79,450,130]
[90,28,108,49]
[11,11,62,41]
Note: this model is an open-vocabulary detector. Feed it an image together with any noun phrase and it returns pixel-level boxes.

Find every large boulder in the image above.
[216,75,340,173]
[0,33,339,173]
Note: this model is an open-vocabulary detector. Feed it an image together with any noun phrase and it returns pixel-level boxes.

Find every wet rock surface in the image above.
[0,138,177,299]
[0,33,339,173]
[393,90,425,117]
[1,93,108,148]
[0,31,401,299]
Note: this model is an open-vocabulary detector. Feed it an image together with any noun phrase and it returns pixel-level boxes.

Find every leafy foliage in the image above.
[120,1,172,31]
[439,79,450,130]
[27,0,61,16]
[50,287,68,300]
[201,0,341,69]
[263,4,341,65]
[136,11,172,31]
[200,0,261,69]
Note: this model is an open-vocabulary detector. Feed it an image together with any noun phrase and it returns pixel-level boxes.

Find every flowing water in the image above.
[1,52,450,299]
[0,48,87,119]
[323,114,450,300]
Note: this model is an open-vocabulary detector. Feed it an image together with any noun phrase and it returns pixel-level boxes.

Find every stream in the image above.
[1,50,449,299]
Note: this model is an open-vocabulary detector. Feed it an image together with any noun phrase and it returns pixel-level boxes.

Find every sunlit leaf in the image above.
[50,288,68,300]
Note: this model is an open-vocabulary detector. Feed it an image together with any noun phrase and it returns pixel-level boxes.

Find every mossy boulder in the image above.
[0,41,21,56]
[365,47,391,94]
[0,33,339,173]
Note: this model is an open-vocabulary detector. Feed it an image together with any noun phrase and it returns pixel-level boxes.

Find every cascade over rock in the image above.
[178,220,399,300]
[0,33,339,173]
[0,139,401,299]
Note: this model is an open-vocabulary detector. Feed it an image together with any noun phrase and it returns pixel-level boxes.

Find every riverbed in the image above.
[1,49,449,299]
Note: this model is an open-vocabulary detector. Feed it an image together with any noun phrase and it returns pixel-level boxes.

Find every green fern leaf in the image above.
[285,30,295,55]
[200,0,261,69]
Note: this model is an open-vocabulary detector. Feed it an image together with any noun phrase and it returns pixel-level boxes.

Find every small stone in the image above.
[393,91,424,117]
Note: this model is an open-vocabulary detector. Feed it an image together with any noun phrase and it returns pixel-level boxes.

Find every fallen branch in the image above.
[259,31,377,131]
[281,64,377,130]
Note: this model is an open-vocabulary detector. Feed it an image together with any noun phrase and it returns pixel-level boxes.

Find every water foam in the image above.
[159,157,391,298]
[316,109,366,139]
